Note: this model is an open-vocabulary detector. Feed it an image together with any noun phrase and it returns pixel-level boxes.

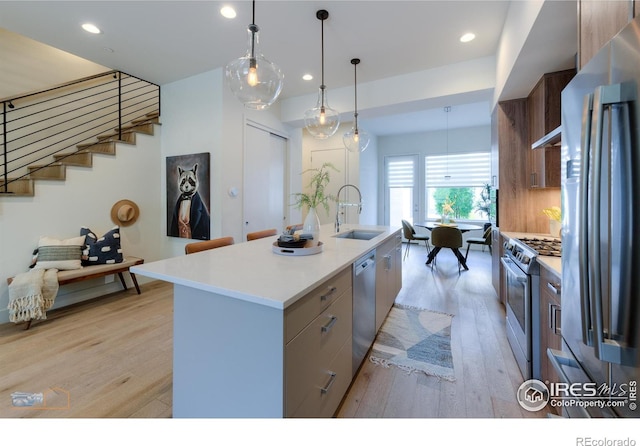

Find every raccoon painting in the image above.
[169,163,210,240]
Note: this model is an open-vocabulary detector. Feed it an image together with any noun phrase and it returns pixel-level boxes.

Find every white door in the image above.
[384,155,419,229]
[243,124,287,240]
[310,149,347,225]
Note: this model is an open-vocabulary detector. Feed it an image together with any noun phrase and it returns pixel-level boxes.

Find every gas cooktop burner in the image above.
[518,237,562,257]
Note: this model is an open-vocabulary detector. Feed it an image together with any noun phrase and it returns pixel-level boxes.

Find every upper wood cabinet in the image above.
[579,0,637,69]
[527,69,575,189]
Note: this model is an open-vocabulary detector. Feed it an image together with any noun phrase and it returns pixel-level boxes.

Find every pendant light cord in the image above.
[249,1,257,61]
[352,59,360,131]
[321,16,325,89]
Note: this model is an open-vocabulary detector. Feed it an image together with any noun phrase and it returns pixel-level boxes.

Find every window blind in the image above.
[387,157,415,188]
[425,152,491,187]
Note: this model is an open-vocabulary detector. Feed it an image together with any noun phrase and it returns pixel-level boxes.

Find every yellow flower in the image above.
[542,206,561,222]
[442,199,454,214]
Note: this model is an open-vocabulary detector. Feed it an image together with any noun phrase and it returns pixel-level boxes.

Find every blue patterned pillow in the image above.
[81,226,123,265]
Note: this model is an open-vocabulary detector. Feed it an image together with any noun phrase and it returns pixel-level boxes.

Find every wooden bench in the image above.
[7,256,144,329]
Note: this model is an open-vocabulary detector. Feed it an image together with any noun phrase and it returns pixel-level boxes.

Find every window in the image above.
[384,155,417,227]
[424,152,491,220]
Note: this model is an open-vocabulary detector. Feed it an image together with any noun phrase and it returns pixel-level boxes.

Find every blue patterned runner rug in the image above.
[369,304,455,382]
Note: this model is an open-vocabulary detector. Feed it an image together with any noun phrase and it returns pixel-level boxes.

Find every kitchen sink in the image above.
[333,230,384,240]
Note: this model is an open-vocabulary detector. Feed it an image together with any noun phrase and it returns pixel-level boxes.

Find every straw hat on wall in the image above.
[110,199,140,227]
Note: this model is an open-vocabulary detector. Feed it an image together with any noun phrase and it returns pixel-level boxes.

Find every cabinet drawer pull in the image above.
[321,315,338,333]
[320,286,337,301]
[549,303,562,335]
[320,371,337,394]
[547,282,561,295]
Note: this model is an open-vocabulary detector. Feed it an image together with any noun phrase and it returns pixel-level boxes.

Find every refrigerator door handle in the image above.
[579,93,594,347]
[590,83,637,366]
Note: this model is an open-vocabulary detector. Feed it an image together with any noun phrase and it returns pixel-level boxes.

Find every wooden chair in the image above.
[185,236,235,254]
[464,226,492,261]
[246,228,278,241]
[401,219,431,260]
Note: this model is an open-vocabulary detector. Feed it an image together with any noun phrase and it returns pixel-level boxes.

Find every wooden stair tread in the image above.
[2,110,160,198]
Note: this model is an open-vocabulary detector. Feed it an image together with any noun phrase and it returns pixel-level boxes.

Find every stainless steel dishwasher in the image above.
[352,250,376,375]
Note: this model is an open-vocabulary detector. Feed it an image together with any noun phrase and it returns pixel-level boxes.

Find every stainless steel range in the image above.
[501,236,561,380]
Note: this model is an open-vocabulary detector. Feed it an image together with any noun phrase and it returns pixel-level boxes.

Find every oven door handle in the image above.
[500,257,528,282]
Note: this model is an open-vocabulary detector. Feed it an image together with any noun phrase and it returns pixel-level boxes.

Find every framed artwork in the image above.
[166,152,211,240]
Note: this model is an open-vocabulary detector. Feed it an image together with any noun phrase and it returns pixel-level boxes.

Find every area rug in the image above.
[369,304,455,381]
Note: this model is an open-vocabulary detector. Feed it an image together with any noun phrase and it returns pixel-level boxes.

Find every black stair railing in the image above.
[1,70,160,193]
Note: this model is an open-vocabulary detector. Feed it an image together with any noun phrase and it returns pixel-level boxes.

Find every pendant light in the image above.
[304,9,340,139]
[225,0,283,110]
[444,106,451,180]
[343,58,370,152]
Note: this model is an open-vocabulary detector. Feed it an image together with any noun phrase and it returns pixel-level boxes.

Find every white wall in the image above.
[0,126,163,323]
[161,68,302,252]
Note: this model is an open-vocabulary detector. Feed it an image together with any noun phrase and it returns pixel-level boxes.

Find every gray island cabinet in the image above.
[131,224,401,417]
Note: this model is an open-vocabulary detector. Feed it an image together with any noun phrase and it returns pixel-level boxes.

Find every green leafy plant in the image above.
[434,187,474,219]
[474,183,493,221]
[291,162,338,215]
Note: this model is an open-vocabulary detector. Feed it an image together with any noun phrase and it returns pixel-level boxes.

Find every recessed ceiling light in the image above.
[220,6,237,19]
[302,74,313,81]
[82,23,101,34]
[460,32,476,43]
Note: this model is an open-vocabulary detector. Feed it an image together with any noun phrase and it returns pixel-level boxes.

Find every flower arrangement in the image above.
[442,199,455,216]
[291,162,338,215]
[542,206,561,222]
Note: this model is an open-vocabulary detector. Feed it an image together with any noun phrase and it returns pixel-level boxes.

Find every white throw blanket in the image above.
[8,268,59,323]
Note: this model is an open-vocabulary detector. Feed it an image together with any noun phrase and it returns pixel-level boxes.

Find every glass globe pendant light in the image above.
[225,0,283,110]
[343,58,370,152]
[304,9,340,139]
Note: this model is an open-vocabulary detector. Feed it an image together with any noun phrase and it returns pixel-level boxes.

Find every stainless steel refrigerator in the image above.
[554,15,640,418]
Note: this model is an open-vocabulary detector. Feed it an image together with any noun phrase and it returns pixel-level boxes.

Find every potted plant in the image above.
[291,162,338,244]
[474,183,492,219]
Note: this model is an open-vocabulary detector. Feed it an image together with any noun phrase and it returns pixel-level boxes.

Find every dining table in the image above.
[415,221,484,270]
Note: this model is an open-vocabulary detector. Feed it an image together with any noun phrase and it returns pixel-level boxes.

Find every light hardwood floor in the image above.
[0,243,549,418]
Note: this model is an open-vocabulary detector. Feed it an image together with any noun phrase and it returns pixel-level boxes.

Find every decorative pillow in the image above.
[81,226,123,266]
[33,235,86,270]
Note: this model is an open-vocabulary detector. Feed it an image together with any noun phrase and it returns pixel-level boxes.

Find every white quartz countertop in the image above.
[131,224,400,310]
[500,231,561,276]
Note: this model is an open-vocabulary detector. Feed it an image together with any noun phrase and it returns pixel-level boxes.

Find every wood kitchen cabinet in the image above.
[285,266,353,417]
[496,99,529,232]
[492,229,506,305]
[527,69,574,189]
[579,0,636,69]
[539,263,562,411]
[375,230,402,332]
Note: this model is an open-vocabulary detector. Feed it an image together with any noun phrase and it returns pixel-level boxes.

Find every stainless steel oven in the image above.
[501,254,534,379]
[501,236,562,381]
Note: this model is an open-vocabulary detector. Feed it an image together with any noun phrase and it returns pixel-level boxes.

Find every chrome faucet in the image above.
[335,184,362,232]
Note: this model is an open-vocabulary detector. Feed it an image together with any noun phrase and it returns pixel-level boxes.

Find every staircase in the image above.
[1,71,160,197]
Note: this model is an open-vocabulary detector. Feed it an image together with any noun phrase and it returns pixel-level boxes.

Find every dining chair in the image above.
[185,236,235,254]
[464,225,492,261]
[429,226,464,273]
[401,219,431,260]
[246,228,278,241]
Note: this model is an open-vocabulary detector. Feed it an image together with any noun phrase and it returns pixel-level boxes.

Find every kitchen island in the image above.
[131,224,401,418]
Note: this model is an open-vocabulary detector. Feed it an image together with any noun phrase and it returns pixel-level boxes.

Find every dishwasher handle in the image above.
[355,256,375,276]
